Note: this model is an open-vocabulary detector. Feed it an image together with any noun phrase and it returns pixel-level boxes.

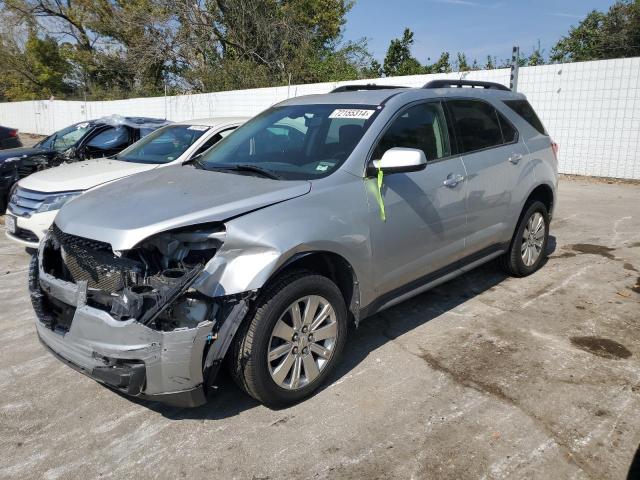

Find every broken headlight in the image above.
[87,223,226,330]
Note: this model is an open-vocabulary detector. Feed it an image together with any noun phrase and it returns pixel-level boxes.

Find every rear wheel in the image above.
[500,200,549,276]
[229,270,348,408]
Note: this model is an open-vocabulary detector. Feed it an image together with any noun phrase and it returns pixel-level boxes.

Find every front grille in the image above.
[8,187,54,218]
[52,224,142,293]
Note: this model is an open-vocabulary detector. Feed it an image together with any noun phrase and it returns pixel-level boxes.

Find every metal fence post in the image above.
[510,46,520,92]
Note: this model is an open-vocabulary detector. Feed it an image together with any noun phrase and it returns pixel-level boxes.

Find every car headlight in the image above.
[36,191,83,213]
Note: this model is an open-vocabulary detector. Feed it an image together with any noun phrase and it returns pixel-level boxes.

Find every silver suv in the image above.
[30,80,558,408]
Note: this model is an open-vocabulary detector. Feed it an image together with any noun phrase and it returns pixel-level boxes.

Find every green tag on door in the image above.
[376,165,386,221]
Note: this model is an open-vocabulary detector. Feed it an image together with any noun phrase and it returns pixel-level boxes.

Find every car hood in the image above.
[0,147,51,164]
[19,158,159,192]
[56,166,312,251]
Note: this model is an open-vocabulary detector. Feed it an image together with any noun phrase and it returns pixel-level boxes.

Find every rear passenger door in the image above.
[446,99,528,254]
[367,101,468,298]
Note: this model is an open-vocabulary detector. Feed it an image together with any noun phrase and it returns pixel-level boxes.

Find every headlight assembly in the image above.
[36,191,83,213]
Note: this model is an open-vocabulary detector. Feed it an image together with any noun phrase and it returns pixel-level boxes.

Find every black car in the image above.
[0,116,169,212]
[0,125,22,150]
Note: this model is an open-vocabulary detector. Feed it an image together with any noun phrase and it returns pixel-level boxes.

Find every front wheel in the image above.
[229,270,348,408]
[500,200,550,277]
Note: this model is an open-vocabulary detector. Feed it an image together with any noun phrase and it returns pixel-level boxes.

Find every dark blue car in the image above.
[0,116,168,212]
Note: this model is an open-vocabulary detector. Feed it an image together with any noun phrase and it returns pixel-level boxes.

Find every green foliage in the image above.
[0,32,71,100]
[382,28,424,76]
[551,0,640,62]
[456,52,469,71]
[1,0,638,102]
[426,52,452,74]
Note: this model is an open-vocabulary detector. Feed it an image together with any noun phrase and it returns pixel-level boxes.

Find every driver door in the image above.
[366,101,468,299]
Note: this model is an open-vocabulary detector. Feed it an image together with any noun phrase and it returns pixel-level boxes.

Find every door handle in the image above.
[509,153,523,164]
[443,174,465,188]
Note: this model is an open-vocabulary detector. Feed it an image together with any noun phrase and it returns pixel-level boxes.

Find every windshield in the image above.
[38,122,93,151]
[116,124,210,164]
[198,104,380,180]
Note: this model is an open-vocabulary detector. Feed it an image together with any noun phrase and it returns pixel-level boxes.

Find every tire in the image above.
[229,270,348,408]
[499,200,550,277]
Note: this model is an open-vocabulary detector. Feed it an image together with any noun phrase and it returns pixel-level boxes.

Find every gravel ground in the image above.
[0,177,639,480]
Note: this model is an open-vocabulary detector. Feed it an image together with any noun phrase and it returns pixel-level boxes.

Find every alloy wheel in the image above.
[267,295,338,390]
[521,211,545,267]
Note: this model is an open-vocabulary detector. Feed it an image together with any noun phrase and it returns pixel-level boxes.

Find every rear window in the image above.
[503,100,546,135]
[447,99,506,153]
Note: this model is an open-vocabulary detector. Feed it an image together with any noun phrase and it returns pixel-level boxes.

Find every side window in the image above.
[448,100,504,153]
[497,112,518,143]
[86,126,130,149]
[192,127,236,157]
[503,100,546,135]
[373,102,451,161]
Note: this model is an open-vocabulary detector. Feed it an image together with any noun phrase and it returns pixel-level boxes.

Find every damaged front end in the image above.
[30,223,254,407]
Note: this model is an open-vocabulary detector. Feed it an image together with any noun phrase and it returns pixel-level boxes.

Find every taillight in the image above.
[8,129,18,137]
[551,141,559,161]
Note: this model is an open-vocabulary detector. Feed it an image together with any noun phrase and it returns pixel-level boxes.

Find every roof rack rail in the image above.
[331,84,409,93]
[423,79,510,91]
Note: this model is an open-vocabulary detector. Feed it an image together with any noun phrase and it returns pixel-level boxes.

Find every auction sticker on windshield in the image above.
[329,109,375,119]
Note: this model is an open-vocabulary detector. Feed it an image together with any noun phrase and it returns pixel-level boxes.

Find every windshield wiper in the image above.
[185,155,206,169]
[226,164,282,180]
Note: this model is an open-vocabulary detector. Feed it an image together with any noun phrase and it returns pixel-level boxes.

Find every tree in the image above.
[484,55,496,69]
[426,52,452,73]
[382,28,423,76]
[455,52,469,71]
[0,0,373,100]
[551,0,640,62]
[527,42,545,66]
[0,20,72,100]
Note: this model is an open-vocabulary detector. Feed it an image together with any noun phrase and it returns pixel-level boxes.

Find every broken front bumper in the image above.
[29,253,212,407]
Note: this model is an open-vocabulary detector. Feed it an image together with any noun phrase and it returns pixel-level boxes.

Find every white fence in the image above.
[2,57,639,179]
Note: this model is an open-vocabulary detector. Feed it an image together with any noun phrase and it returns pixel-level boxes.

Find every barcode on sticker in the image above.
[329,109,375,119]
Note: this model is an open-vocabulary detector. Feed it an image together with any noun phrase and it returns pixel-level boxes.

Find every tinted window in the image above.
[87,126,130,149]
[199,104,379,180]
[504,100,546,135]
[117,125,210,164]
[498,113,518,143]
[191,127,237,157]
[448,100,504,153]
[373,102,451,161]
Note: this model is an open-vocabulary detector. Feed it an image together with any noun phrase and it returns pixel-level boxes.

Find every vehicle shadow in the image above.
[628,444,640,480]
[144,237,557,420]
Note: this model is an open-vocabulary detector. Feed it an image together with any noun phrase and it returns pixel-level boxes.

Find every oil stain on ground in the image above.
[553,243,617,260]
[567,244,616,260]
[570,336,632,360]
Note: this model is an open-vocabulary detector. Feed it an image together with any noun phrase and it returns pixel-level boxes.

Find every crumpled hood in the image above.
[19,158,159,192]
[0,147,50,165]
[55,165,312,251]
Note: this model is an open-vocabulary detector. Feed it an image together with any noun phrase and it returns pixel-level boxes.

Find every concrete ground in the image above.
[0,177,639,480]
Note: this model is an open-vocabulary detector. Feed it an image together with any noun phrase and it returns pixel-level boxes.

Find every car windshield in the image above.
[198,104,380,180]
[38,122,93,151]
[116,125,211,164]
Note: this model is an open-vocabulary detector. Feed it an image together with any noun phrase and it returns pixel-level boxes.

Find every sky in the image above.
[343,0,619,64]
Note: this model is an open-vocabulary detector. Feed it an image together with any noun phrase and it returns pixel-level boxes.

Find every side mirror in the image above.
[368,147,427,176]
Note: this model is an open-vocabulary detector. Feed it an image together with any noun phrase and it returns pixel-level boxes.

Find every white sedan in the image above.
[5,117,248,249]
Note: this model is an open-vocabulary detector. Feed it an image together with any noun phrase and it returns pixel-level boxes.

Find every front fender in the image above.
[191,174,374,304]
